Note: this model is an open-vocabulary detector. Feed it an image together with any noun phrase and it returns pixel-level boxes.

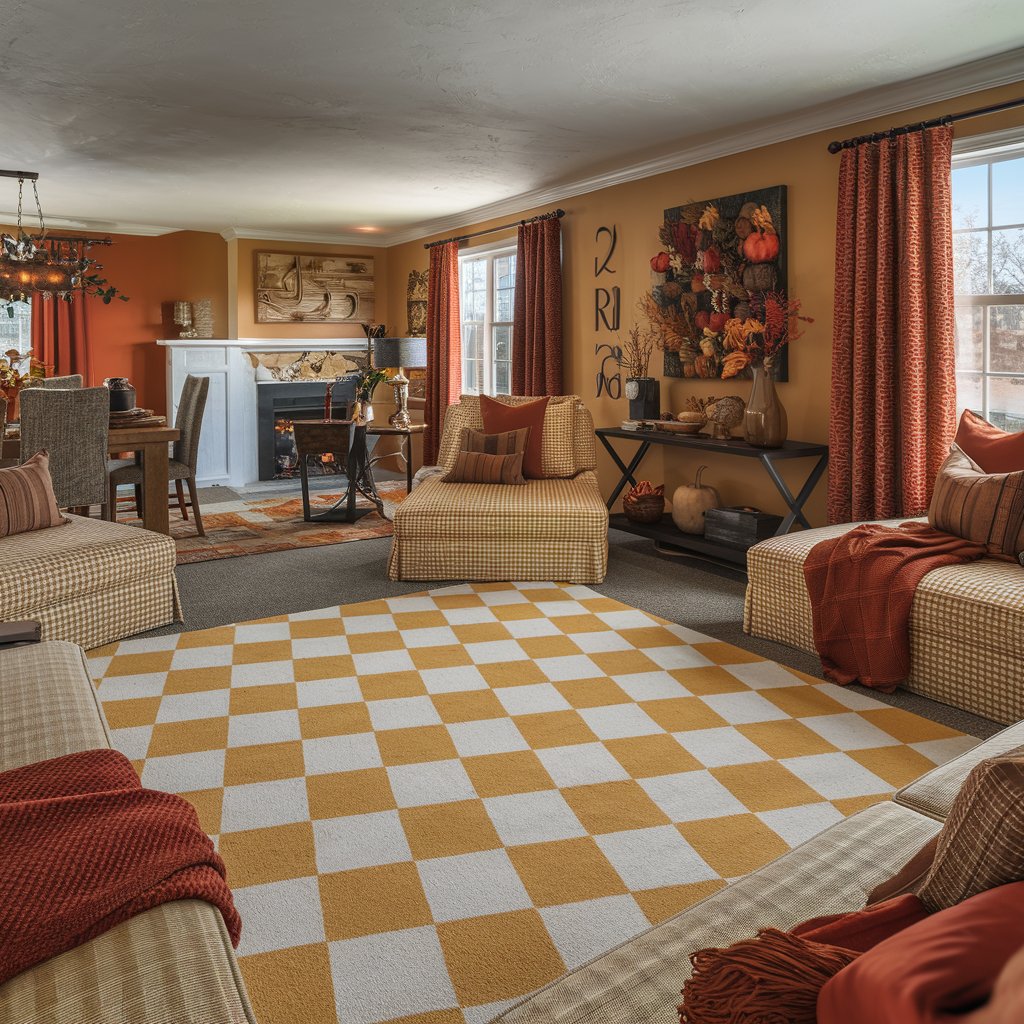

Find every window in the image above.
[952,138,1024,431]
[459,245,516,396]
[0,301,32,358]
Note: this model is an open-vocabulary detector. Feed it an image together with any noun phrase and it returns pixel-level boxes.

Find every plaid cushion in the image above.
[744,520,1024,724]
[443,449,526,485]
[460,426,531,456]
[0,514,182,650]
[388,472,608,583]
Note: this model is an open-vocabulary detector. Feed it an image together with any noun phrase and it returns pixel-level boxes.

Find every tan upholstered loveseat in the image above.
[388,395,609,583]
[0,641,254,1024]
[743,521,1024,724]
[0,514,181,650]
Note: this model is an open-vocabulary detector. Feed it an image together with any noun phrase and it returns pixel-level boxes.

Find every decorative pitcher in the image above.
[744,362,787,449]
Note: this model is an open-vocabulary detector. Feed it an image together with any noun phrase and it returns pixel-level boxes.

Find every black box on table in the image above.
[703,506,783,547]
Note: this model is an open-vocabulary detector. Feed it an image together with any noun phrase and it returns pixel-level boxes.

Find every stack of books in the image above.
[109,407,167,428]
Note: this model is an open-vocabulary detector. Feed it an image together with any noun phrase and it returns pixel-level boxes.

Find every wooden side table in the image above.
[293,419,383,523]
[368,423,426,493]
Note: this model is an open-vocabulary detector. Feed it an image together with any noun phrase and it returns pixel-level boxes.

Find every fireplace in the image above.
[257,379,356,480]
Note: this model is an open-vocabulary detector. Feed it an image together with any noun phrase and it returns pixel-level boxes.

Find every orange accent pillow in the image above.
[817,882,1024,1023]
[955,410,1024,474]
[479,395,550,479]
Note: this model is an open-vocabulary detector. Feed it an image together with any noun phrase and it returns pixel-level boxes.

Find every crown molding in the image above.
[0,211,179,236]
[383,46,1024,247]
[220,226,387,248]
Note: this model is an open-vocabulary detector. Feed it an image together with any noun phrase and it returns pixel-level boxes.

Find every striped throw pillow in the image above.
[442,450,526,485]
[928,445,1024,559]
[459,426,531,457]
[0,450,66,537]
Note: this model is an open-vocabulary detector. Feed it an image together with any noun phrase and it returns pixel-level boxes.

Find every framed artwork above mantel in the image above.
[254,250,376,324]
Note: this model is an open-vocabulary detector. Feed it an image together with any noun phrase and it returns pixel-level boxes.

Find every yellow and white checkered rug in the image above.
[88,583,972,1024]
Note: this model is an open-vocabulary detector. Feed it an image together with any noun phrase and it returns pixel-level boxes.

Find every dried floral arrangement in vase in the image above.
[620,322,662,421]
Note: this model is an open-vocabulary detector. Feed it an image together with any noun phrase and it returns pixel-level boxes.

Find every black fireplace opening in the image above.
[257,379,356,480]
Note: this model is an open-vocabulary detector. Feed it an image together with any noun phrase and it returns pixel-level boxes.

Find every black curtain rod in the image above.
[423,208,565,249]
[827,95,1024,153]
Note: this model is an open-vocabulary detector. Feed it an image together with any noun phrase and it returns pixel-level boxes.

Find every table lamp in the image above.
[371,337,427,429]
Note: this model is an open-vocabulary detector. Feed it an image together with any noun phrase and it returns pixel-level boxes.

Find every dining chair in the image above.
[36,374,84,389]
[19,386,111,517]
[108,374,210,536]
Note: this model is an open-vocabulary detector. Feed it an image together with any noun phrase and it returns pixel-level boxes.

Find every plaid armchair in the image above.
[388,395,608,584]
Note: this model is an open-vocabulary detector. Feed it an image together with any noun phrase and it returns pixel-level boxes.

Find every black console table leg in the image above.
[760,452,829,534]
[599,435,651,510]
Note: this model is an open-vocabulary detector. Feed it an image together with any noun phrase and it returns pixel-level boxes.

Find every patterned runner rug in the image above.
[88,583,973,1024]
[117,486,406,564]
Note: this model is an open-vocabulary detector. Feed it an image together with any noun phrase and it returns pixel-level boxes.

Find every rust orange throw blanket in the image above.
[0,748,240,985]
[803,522,986,691]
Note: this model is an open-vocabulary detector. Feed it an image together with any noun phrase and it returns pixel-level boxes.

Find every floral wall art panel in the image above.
[648,185,789,381]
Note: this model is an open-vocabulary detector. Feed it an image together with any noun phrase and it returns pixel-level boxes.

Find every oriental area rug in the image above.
[119,487,406,564]
[87,583,974,1024]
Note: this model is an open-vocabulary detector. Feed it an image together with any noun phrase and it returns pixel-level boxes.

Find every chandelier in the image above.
[0,169,127,309]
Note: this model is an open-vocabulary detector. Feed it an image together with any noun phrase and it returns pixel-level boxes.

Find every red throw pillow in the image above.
[677,896,925,1024]
[955,409,1024,474]
[480,395,550,479]
[817,882,1024,1023]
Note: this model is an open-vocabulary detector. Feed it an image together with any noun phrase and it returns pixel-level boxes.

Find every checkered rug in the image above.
[87,583,973,1024]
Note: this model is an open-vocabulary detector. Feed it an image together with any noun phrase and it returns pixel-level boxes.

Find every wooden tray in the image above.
[644,419,704,434]
[110,414,166,428]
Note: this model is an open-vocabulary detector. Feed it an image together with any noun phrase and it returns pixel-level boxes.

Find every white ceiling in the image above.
[3,0,1024,243]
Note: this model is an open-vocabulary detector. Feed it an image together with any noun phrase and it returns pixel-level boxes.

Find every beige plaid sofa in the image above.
[388,395,609,583]
[0,514,181,650]
[743,521,1024,725]
[494,720,1021,1024]
[0,641,254,1024]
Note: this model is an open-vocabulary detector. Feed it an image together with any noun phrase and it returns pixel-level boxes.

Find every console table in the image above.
[596,427,829,566]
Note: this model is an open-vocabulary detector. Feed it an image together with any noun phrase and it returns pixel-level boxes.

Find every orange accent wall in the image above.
[385,81,1024,526]
[231,237,389,340]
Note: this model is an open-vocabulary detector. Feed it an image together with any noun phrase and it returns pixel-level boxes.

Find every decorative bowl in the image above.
[647,419,703,434]
[622,492,666,523]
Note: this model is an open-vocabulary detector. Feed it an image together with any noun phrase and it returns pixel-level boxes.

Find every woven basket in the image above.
[622,492,665,523]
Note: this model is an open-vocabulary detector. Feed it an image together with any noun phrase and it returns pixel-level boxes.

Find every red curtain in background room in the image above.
[424,240,462,465]
[828,124,957,524]
[31,294,91,381]
[512,217,563,396]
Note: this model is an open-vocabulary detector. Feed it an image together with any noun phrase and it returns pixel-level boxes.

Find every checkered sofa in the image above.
[0,640,255,1024]
[493,720,1023,1024]
[388,396,609,583]
[743,521,1024,724]
[0,514,182,650]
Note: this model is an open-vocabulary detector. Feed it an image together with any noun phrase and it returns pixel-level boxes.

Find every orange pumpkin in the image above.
[742,230,780,264]
[650,251,671,273]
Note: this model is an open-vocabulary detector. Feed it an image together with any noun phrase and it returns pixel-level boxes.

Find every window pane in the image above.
[494,361,510,395]
[955,305,983,372]
[992,155,1024,227]
[0,300,32,356]
[494,254,515,290]
[988,375,1024,431]
[952,163,988,229]
[953,230,989,294]
[495,288,513,322]
[990,305,1024,374]
[493,325,511,363]
[992,228,1024,294]
[956,372,983,418]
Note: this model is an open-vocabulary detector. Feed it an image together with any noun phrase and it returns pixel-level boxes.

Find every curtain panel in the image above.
[31,294,91,381]
[424,240,462,465]
[828,123,957,524]
[512,218,563,396]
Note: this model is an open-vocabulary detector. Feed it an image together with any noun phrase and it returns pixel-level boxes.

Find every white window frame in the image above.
[0,300,33,358]
[952,128,1024,426]
[458,239,516,397]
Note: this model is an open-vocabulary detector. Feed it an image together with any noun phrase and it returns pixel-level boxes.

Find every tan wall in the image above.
[386,81,1024,525]
[232,237,389,340]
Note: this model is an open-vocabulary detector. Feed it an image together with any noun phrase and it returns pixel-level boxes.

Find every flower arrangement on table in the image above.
[646,190,811,380]
[0,349,46,420]
[355,367,389,401]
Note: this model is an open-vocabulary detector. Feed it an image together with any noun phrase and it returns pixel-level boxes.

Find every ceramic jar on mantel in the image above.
[743,361,787,449]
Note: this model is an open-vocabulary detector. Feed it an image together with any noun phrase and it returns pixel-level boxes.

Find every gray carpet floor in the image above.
[150,502,1000,739]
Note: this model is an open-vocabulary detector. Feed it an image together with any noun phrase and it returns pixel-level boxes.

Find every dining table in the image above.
[2,423,181,535]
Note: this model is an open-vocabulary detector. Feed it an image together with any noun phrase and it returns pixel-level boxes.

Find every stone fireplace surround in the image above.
[158,339,368,487]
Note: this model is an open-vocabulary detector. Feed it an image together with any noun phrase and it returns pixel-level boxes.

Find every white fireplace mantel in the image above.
[158,338,367,487]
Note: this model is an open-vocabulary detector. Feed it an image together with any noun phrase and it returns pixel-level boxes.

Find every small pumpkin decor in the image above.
[622,480,665,524]
[671,465,720,534]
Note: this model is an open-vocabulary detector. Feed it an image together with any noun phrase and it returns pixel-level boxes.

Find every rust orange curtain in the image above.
[512,218,563,396]
[31,294,91,381]
[828,124,957,524]
[424,240,462,465]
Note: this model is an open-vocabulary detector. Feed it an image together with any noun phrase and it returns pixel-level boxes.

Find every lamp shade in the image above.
[371,336,427,370]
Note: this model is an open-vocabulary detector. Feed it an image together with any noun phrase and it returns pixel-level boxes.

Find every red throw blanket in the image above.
[803,522,987,691]
[0,748,240,985]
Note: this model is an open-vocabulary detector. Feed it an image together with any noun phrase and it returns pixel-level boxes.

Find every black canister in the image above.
[103,377,136,412]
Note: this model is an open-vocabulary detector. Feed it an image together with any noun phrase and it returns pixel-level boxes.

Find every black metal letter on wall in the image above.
[594,225,621,398]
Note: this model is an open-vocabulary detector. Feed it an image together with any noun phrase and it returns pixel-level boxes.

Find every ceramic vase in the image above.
[744,363,787,449]
[625,377,660,421]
